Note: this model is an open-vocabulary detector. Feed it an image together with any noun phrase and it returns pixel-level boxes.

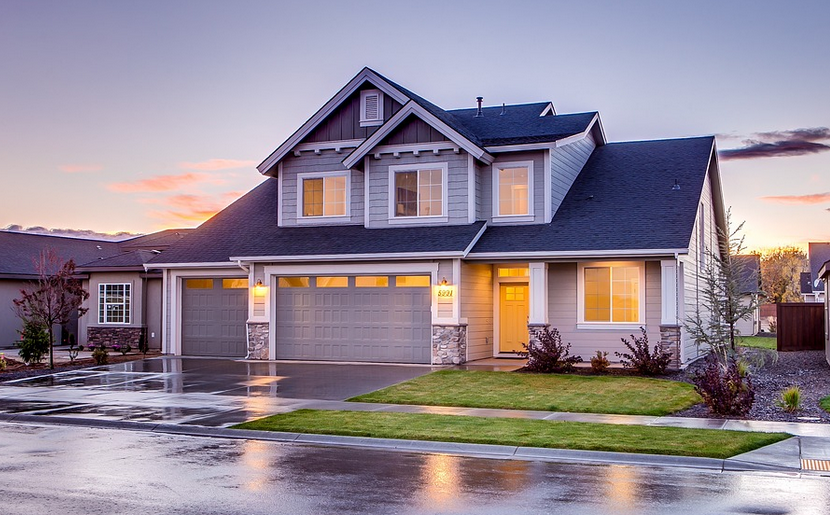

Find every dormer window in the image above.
[493,161,534,222]
[360,89,384,127]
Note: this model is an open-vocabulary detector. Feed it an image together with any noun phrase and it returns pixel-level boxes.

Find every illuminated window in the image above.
[497,267,529,278]
[300,173,348,217]
[222,278,248,289]
[278,277,310,288]
[583,265,640,323]
[185,279,213,289]
[395,275,431,287]
[98,283,131,324]
[494,162,532,217]
[356,276,389,287]
[390,164,446,218]
[316,276,348,288]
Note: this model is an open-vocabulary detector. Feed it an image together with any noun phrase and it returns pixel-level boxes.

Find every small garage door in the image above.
[276,275,432,363]
[181,278,248,357]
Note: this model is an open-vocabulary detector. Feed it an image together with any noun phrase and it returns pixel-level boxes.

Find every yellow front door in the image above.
[499,283,528,354]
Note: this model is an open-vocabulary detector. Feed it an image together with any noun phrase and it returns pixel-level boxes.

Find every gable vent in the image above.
[360,89,384,126]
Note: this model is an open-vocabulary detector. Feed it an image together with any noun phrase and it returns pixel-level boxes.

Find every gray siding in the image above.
[476,161,489,221]
[365,151,470,228]
[84,272,147,330]
[380,116,449,145]
[146,277,163,350]
[461,262,494,360]
[550,132,596,218]
[489,150,546,224]
[280,151,362,227]
[0,279,26,348]
[547,261,662,361]
[304,86,402,143]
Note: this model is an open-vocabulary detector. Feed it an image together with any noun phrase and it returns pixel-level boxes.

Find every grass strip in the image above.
[737,336,777,350]
[348,370,701,416]
[233,409,789,459]
[821,395,830,414]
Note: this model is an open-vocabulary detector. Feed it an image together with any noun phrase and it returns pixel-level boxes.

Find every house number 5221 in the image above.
[437,289,453,298]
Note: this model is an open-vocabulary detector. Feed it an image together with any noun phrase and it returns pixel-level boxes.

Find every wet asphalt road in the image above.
[3,422,829,515]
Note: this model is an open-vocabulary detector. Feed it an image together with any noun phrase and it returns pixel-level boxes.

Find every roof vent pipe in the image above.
[500,103,506,116]
[475,97,483,117]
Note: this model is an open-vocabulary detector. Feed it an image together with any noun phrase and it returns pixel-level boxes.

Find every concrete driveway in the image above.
[0,357,436,427]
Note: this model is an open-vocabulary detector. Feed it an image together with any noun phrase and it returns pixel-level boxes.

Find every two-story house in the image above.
[149,67,727,368]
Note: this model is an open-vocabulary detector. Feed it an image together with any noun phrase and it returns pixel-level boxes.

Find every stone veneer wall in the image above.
[659,324,681,370]
[432,324,467,365]
[87,326,145,347]
[247,322,269,360]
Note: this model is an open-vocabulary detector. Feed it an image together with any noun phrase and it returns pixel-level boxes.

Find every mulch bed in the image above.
[0,352,162,382]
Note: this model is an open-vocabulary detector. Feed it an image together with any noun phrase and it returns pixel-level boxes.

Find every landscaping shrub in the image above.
[138,331,149,357]
[0,352,7,371]
[777,386,801,413]
[16,320,50,365]
[615,328,672,376]
[112,344,131,356]
[590,351,609,374]
[91,345,109,366]
[692,353,754,416]
[519,327,582,373]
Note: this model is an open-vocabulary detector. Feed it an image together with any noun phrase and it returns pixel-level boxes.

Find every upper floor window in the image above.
[298,171,349,218]
[493,161,533,219]
[578,263,643,325]
[360,89,384,127]
[388,163,447,222]
[99,283,131,324]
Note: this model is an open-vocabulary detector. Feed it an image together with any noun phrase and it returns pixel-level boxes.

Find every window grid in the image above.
[98,283,131,324]
[583,266,639,323]
[394,168,443,217]
[302,175,347,217]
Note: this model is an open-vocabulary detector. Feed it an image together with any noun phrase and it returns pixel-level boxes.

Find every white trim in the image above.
[660,259,679,325]
[363,156,370,227]
[467,153,476,223]
[388,162,448,222]
[264,262,439,278]
[360,89,384,127]
[493,264,530,357]
[296,170,351,222]
[466,249,689,260]
[343,101,493,168]
[161,268,169,353]
[576,261,646,327]
[248,267,269,324]
[539,103,556,116]
[491,160,534,222]
[167,268,251,356]
[528,262,548,325]
[98,282,132,325]
[543,148,552,223]
[462,224,488,257]
[485,142,556,153]
[147,262,241,270]
[555,114,601,147]
[293,139,364,154]
[277,162,284,227]
[258,68,408,175]
[231,251,464,263]
[371,142,460,156]
[576,323,645,331]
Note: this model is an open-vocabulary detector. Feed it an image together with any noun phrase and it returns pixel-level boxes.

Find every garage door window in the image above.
[395,276,431,287]
[185,279,213,289]
[317,276,348,288]
[222,278,248,289]
[278,277,310,288]
[99,283,131,324]
[356,276,389,287]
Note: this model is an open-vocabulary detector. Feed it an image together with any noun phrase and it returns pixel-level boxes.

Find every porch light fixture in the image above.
[440,277,448,286]
[256,279,263,287]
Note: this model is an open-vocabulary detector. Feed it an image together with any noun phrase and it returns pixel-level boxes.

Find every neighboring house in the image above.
[819,260,830,366]
[802,242,830,303]
[0,229,187,349]
[148,67,727,368]
[733,255,761,336]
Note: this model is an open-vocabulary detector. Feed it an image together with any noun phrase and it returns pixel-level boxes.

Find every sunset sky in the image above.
[1,0,828,251]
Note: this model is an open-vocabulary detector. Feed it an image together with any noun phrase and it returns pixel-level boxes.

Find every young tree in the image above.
[13,249,89,369]
[760,246,808,303]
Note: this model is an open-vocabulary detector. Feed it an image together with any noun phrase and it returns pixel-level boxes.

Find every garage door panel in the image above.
[181,278,248,357]
[276,275,431,364]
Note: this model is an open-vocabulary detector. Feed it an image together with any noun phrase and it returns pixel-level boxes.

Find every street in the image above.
[2,421,828,515]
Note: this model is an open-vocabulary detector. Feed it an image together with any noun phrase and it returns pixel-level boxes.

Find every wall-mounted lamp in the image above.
[440,277,448,286]
[255,279,263,287]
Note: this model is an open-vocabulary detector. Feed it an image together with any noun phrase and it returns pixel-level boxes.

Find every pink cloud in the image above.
[145,191,246,224]
[178,159,256,171]
[60,164,103,173]
[107,172,225,193]
[760,192,830,205]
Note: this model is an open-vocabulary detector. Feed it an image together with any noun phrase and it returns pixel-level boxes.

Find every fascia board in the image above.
[229,251,464,263]
[465,248,689,260]
[143,262,242,270]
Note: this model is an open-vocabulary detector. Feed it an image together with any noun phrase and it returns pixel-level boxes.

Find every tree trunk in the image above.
[48,324,54,369]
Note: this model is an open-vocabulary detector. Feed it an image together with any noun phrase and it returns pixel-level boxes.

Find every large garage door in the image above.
[276,275,432,363]
[181,278,248,357]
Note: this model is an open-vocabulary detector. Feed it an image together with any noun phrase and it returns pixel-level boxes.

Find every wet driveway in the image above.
[0,357,435,426]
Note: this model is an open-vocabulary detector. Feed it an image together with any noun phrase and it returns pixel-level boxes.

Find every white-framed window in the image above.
[297,171,349,219]
[360,89,384,127]
[98,283,131,324]
[493,161,533,221]
[388,163,448,223]
[577,262,645,327]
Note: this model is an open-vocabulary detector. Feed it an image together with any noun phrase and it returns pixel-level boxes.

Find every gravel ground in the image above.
[670,350,830,423]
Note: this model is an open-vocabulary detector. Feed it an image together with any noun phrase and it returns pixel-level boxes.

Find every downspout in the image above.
[237,260,252,359]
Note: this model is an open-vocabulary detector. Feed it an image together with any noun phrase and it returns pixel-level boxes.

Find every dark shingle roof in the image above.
[808,242,830,290]
[448,105,596,147]
[0,232,122,277]
[470,136,715,254]
[733,255,761,294]
[800,271,814,294]
[76,250,159,270]
[119,229,191,251]
[152,179,486,264]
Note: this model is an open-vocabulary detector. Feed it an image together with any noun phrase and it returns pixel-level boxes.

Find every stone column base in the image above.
[432,324,467,365]
[659,324,681,370]
[247,322,269,360]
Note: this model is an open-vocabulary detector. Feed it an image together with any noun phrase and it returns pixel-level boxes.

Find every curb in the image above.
[0,413,793,473]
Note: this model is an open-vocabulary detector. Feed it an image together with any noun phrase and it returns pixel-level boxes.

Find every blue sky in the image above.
[1,0,828,250]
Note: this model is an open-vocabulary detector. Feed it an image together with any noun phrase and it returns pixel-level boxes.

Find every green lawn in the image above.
[348,370,701,416]
[821,396,830,414]
[737,335,777,350]
[233,410,789,459]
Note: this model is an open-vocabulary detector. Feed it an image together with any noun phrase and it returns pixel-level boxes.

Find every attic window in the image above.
[360,89,384,127]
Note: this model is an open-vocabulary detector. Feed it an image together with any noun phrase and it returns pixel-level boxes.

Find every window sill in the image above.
[296,215,352,225]
[388,216,449,225]
[577,323,645,331]
[491,215,534,224]
[360,119,383,127]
